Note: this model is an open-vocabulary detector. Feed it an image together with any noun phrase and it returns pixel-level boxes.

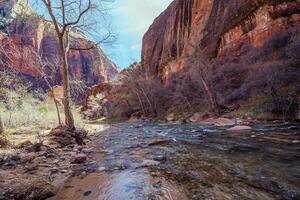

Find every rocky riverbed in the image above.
[51,120,300,200]
[0,120,299,200]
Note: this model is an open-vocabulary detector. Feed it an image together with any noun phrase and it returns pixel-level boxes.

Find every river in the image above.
[52,121,300,200]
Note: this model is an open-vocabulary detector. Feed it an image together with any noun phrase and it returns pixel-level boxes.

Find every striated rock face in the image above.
[142,0,300,78]
[0,1,118,90]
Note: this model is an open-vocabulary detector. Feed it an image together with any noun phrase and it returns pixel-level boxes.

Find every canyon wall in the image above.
[0,0,118,90]
[142,0,300,78]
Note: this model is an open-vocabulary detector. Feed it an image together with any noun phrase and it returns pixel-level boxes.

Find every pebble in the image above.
[83,191,92,196]
[70,153,87,164]
[98,167,106,172]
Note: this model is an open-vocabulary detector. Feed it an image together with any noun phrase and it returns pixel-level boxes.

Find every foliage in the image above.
[84,26,300,120]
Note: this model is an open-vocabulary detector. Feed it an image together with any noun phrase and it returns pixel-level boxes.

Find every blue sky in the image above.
[104,0,173,68]
[29,0,173,68]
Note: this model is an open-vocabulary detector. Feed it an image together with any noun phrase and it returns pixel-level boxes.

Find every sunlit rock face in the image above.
[142,0,300,79]
[0,0,118,90]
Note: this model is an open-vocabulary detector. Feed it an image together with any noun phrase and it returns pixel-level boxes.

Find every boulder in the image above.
[49,126,87,146]
[228,125,252,131]
[166,113,175,122]
[189,113,202,123]
[201,118,236,126]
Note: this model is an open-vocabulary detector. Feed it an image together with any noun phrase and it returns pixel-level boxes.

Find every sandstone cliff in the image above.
[0,0,118,90]
[142,0,300,78]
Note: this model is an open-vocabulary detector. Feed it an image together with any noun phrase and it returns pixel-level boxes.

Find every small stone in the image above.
[82,148,93,154]
[4,160,17,167]
[83,190,92,196]
[149,139,170,146]
[25,163,38,172]
[135,124,143,128]
[292,140,300,144]
[98,167,106,172]
[50,167,59,174]
[60,169,69,173]
[153,155,166,161]
[70,153,87,164]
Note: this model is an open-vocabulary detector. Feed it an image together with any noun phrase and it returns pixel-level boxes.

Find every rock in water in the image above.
[166,113,175,122]
[228,125,252,131]
[189,113,202,123]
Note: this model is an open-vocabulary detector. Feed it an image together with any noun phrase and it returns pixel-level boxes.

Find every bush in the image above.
[261,92,299,120]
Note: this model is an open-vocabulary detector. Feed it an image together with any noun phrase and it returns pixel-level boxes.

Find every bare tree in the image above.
[35,0,114,129]
[31,50,63,125]
[188,43,221,115]
[0,115,4,135]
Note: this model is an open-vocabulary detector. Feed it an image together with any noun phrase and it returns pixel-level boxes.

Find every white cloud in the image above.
[113,0,173,38]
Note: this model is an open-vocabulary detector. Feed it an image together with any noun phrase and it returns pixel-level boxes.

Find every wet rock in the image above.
[189,113,202,123]
[214,118,236,126]
[3,159,17,167]
[136,160,160,168]
[60,169,69,173]
[82,148,93,154]
[83,190,92,196]
[229,145,259,153]
[50,167,59,174]
[199,117,236,126]
[98,167,106,172]
[149,139,171,146]
[70,153,87,164]
[134,124,143,128]
[227,125,252,131]
[153,155,166,161]
[166,113,175,122]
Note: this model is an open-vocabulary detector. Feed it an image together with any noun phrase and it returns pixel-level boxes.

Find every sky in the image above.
[104,0,173,68]
[29,0,173,68]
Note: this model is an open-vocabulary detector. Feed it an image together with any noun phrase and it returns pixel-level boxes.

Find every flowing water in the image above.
[53,121,300,200]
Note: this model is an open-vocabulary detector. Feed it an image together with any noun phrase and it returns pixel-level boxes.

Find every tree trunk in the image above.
[59,37,75,130]
[0,115,4,135]
[50,89,62,125]
[200,76,220,115]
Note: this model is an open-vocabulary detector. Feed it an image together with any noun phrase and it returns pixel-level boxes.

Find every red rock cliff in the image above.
[142,0,300,78]
[0,1,118,89]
